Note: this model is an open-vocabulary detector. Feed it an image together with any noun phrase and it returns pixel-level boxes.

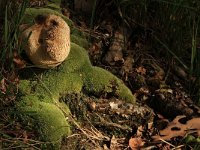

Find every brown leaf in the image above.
[121,55,133,78]
[13,51,26,69]
[136,126,144,137]
[136,66,146,75]
[152,116,200,141]
[110,135,126,150]
[129,137,145,150]
[0,78,6,94]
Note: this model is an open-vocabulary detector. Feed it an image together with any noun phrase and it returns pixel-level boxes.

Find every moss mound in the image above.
[15,0,136,148]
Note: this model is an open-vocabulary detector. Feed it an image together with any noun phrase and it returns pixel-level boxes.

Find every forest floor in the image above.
[60,2,200,149]
[0,1,200,149]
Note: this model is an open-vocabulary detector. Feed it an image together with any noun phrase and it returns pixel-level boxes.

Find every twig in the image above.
[159,138,175,148]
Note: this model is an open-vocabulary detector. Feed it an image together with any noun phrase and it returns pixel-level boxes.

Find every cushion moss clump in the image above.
[17,97,70,141]
[15,0,136,148]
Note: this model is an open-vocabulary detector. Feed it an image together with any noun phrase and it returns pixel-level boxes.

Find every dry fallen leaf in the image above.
[136,66,146,75]
[152,116,200,141]
[110,135,126,150]
[13,50,26,69]
[120,55,134,80]
[129,137,145,150]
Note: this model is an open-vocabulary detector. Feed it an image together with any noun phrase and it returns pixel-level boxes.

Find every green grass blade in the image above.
[4,5,8,45]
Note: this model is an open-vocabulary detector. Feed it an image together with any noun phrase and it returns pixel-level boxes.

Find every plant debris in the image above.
[152,115,200,141]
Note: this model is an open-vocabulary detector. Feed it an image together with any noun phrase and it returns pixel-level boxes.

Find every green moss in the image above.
[18,43,90,99]
[47,0,61,5]
[17,97,70,141]
[71,34,89,49]
[83,67,135,103]
[23,7,73,28]
[71,28,87,38]
[18,80,32,94]
[16,3,136,148]
[19,42,134,102]
[17,42,135,143]
[47,3,61,11]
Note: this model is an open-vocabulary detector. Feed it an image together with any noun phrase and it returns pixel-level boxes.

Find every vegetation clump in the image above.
[1,0,136,148]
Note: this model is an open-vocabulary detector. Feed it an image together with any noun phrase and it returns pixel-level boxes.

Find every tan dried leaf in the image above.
[153,116,200,141]
[110,135,126,150]
[129,137,145,150]
[136,66,146,75]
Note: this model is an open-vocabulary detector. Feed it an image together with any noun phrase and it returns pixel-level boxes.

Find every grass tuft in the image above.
[0,0,28,70]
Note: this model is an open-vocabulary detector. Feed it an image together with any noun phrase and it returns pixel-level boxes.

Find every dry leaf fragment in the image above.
[152,116,200,141]
[136,66,146,75]
[129,137,145,150]
[12,49,26,69]
[110,135,126,150]
[0,78,6,94]
[13,56,26,69]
